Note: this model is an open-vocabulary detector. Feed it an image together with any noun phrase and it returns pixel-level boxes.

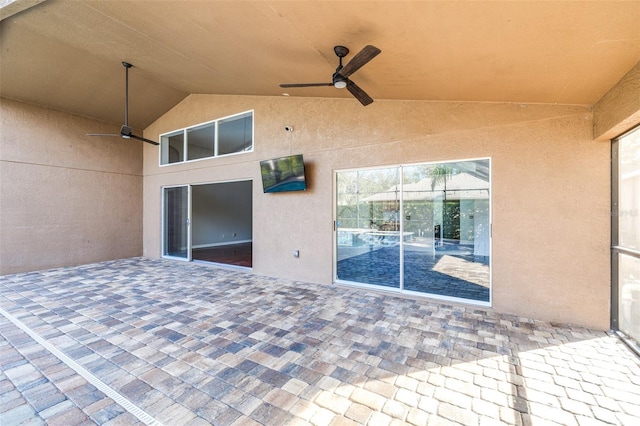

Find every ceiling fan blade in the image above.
[128,133,160,146]
[87,133,120,137]
[346,80,374,106]
[279,82,334,88]
[338,45,381,78]
[120,125,159,145]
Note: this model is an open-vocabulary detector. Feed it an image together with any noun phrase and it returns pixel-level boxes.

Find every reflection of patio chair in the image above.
[434,225,441,247]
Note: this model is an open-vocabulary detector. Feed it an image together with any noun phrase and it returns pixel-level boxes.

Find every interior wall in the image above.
[191,181,253,247]
[143,94,609,329]
[0,97,143,274]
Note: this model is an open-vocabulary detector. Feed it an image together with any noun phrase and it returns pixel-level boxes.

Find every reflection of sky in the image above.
[364,173,490,203]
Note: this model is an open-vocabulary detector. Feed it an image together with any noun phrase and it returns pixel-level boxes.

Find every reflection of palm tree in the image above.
[429,165,455,197]
[430,165,459,242]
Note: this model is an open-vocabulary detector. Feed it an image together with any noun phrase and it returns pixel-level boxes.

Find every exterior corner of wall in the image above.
[593,61,640,141]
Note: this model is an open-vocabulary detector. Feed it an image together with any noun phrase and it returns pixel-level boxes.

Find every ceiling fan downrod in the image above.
[333,46,349,88]
[122,62,132,131]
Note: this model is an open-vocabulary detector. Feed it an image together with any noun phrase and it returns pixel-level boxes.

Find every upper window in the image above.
[160,111,253,165]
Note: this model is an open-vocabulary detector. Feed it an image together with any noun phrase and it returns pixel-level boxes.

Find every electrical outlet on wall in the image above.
[293,250,299,258]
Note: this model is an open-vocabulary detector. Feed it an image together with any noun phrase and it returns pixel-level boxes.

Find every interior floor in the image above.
[192,242,252,267]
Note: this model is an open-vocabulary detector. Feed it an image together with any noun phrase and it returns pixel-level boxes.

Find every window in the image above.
[160,111,253,165]
[187,124,214,161]
[163,131,184,164]
[218,112,253,156]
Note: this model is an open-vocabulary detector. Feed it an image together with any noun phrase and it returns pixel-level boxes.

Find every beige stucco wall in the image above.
[0,97,143,274]
[594,61,640,141]
[143,94,610,329]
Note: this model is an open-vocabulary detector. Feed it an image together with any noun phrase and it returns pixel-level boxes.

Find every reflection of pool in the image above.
[264,176,306,193]
[336,244,490,302]
[337,228,413,248]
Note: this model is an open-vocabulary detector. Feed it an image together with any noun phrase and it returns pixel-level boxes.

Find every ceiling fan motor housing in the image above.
[332,73,348,89]
[120,125,133,138]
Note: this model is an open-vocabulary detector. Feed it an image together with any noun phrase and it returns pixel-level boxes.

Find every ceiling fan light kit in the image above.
[280,44,381,106]
[333,78,347,89]
[88,61,159,146]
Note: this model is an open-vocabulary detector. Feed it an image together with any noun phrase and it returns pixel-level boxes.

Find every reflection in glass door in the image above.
[612,126,640,349]
[163,186,190,259]
[335,159,491,303]
[402,161,490,301]
[336,167,401,289]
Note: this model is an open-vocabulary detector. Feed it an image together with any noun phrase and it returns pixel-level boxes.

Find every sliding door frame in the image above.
[161,184,192,261]
[333,157,492,306]
[611,126,640,354]
[161,179,254,266]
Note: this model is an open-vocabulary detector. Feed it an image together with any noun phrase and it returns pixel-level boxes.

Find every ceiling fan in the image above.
[88,61,159,146]
[280,45,381,106]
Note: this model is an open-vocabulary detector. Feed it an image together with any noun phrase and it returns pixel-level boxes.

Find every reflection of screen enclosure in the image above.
[260,154,307,193]
[336,159,491,302]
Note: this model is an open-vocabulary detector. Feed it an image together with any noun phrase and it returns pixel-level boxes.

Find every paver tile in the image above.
[1,258,639,425]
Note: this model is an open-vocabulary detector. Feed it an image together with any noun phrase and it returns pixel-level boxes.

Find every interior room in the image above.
[191,181,253,267]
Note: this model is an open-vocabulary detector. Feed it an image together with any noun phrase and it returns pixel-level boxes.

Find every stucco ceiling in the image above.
[1,0,639,129]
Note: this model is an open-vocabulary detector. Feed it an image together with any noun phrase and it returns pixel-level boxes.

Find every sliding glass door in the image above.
[163,185,191,260]
[335,159,491,303]
[612,126,640,348]
[336,167,401,289]
[402,161,490,301]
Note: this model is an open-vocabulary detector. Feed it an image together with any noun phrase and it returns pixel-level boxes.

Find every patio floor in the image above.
[1,258,639,425]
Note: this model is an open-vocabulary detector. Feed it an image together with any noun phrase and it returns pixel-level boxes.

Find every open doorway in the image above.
[163,180,252,267]
[192,181,252,267]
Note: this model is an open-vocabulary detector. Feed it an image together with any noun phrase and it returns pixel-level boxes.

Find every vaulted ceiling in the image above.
[1,0,639,129]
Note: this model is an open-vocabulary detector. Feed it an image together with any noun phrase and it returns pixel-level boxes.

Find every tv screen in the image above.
[260,154,307,193]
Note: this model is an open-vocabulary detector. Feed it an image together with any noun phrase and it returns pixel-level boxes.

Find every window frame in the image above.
[159,110,254,166]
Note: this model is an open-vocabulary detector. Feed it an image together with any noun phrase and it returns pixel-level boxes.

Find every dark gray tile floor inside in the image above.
[1,258,639,425]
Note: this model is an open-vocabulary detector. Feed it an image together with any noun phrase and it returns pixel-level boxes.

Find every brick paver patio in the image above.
[1,258,639,425]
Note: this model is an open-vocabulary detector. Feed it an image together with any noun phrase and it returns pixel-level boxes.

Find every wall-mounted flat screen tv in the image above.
[260,154,307,193]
